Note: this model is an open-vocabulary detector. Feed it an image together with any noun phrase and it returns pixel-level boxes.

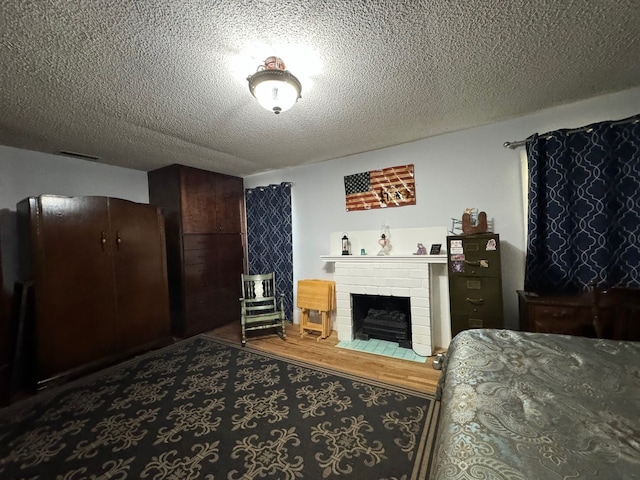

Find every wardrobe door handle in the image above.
[115,231,122,250]
[100,231,107,251]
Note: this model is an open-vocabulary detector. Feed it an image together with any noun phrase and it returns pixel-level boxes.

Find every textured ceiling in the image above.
[1,1,639,177]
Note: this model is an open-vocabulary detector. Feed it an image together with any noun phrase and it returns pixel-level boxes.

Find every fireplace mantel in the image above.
[321,255,447,264]
[323,253,448,356]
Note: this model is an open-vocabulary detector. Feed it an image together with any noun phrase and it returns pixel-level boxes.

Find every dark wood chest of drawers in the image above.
[447,233,504,337]
[518,287,640,340]
[517,290,596,337]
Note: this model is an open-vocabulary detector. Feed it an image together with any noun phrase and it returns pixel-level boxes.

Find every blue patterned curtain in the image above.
[245,183,293,320]
[525,114,640,294]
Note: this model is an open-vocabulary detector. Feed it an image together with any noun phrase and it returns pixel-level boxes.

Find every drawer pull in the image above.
[464,260,489,267]
[466,297,484,305]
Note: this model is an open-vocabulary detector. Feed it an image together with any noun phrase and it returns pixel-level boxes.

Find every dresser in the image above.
[148,164,245,338]
[517,288,640,340]
[447,233,503,337]
[517,290,596,336]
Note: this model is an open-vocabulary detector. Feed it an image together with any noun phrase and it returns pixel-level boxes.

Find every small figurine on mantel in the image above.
[377,224,392,255]
[377,234,390,255]
[414,243,427,255]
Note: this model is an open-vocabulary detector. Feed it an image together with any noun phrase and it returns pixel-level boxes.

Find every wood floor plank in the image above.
[206,322,442,395]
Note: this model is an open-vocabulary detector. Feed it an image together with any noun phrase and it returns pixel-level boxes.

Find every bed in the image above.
[431,328,640,479]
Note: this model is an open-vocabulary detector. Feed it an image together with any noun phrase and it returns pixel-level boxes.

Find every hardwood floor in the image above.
[206,322,442,396]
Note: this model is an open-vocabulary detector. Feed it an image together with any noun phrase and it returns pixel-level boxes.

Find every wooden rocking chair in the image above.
[240,273,286,345]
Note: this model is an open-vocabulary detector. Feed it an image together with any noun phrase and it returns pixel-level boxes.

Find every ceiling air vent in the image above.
[58,150,101,162]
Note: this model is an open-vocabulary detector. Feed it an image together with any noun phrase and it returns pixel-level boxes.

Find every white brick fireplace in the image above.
[322,255,447,356]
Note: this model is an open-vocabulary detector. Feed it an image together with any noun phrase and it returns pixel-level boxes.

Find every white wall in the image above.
[0,145,148,210]
[0,145,148,301]
[244,87,640,335]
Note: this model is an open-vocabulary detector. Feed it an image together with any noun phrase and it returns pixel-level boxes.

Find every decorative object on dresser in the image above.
[15,195,171,391]
[148,164,245,338]
[461,210,488,234]
[450,208,493,236]
[446,233,503,337]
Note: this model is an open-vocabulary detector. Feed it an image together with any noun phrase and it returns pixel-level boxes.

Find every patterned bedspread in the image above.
[431,329,640,479]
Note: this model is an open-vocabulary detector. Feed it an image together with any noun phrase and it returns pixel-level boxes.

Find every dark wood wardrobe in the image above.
[16,195,171,389]
[147,164,245,338]
[0,210,10,403]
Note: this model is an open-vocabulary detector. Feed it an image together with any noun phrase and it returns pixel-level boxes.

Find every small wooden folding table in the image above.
[297,279,335,340]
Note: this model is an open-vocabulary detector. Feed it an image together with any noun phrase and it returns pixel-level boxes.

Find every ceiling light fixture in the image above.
[247,56,302,114]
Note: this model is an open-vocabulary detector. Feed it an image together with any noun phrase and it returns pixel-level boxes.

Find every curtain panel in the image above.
[525,115,640,294]
[245,183,293,320]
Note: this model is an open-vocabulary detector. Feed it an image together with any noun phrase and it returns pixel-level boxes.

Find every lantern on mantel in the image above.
[341,233,351,255]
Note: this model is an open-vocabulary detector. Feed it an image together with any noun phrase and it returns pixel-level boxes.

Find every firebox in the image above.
[351,294,412,348]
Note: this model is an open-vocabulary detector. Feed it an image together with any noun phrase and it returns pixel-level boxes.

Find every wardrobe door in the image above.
[180,166,217,233]
[214,175,243,233]
[108,199,170,352]
[181,234,221,336]
[210,233,244,327]
[32,196,116,380]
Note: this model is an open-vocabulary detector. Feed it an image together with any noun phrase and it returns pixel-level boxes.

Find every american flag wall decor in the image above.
[344,164,415,211]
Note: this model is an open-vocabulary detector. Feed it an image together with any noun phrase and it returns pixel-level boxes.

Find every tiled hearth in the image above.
[322,255,446,356]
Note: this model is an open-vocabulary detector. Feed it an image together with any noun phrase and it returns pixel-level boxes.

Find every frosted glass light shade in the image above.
[247,65,302,114]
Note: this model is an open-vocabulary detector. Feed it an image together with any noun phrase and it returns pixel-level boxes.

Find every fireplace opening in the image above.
[351,294,411,348]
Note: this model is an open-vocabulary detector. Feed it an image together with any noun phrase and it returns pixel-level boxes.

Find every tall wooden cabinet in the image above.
[0,210,10,404]
[447,233,504,337]
[148,164,245,338]
[16,195,171,389]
